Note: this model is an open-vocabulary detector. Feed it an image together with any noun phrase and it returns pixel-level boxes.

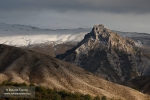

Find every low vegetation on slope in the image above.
[0,81,107,100]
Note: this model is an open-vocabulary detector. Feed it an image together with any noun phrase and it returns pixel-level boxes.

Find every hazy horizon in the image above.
[0,0,150,33]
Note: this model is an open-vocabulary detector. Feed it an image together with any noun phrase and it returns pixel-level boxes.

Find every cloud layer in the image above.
[0,0,150,33]
[0,0,150,13]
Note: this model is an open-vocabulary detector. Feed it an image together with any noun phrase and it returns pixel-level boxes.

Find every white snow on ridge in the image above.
[0,23,91,46]
[1,23,149,47]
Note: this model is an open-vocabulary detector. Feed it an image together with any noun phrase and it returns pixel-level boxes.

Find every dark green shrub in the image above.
[101,96,107,100]
[94,96,101,100]
[84,94,93,100]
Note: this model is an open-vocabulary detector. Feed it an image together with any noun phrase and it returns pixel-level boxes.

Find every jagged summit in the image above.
[57,24,150,82]
[84,24,110,41]
[84,24,108,43]
[82,24,136,54]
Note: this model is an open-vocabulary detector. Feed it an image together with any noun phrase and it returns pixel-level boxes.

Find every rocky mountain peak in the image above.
[84,24,110,41]
[83,24,136,54]
[92,24,110,40]
[57,24,150,82]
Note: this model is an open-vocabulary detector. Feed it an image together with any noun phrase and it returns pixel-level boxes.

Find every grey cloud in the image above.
[0,0,150,13]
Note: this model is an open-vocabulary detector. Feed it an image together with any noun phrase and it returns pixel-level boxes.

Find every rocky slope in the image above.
[57,24,150,82]
[0,44,150,100]
[24,42,76,57]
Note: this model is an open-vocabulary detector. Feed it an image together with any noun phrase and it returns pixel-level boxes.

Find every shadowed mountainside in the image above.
[0,44,149,100]
[123,75,150,95]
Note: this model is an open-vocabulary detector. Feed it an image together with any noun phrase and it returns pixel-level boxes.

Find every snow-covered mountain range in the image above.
[0,23,150,47]
[0,23,91,46]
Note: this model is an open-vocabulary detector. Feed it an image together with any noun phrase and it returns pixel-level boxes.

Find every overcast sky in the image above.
[0,0,150,33]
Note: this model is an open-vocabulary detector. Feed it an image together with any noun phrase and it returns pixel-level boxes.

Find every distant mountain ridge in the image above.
[57,24,150,82]
[0,23,90,46]
[1,23,150,48]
